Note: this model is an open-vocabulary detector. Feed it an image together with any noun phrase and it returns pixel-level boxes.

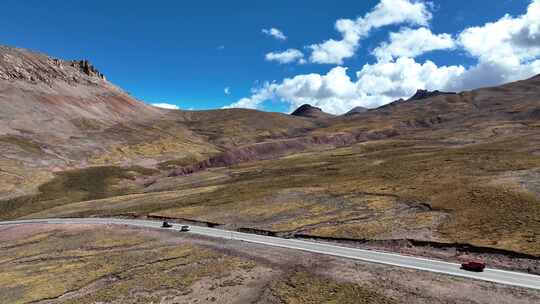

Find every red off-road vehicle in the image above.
[461,261,486,272]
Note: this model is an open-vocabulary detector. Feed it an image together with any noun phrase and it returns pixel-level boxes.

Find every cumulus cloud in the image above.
[356,57,465,99]
[265,49,305,64]
[226,67,382,113]
[262,27,287,40]
[453,0,540,88]
[151,103,180,110]
[309,0,432,64]
[230,0,540,114]
[226,62,465,114]
[224,83,277,109]
[459,0,540,64]
[372,27,456,61]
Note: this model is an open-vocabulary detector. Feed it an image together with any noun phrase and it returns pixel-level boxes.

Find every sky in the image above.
[1,0,539,114]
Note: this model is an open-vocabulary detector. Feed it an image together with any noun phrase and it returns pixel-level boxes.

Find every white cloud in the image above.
[262,27,287,40]
[453,0,540,89]
[226,67,373,113]
[224,87,231,95]
[151,103,180,110]
[356,57,465,99]
[231,0,540,115]
[444,59,540,92]
[265,49,305,64]
[309,0,432,64]
[459,0,540,65]
[224,83,277,109]
[372,27,456,61]
[226,61,465,114]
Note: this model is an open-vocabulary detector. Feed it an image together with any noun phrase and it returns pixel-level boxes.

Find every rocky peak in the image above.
[69,60,106,80]
[408,89,456,101]
[291,104,334,119]
[0,45,106,85]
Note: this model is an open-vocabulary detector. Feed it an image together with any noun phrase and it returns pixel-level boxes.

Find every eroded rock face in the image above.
[0,45,106,84]
[169,130,398,176]
[69,60,105,80]
[407,89,456,101]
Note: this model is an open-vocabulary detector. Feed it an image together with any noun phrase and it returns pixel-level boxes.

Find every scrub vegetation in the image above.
[0,166,159,219]
[0,224,398,304]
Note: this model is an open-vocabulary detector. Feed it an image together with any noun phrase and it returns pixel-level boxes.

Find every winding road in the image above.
[1,217,539,290]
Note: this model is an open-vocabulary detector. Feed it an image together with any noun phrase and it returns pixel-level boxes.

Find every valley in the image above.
[1,44,539,303]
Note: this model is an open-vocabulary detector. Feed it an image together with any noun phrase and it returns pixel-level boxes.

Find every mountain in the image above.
[2,45,540,258]
[0,45,205,168]
[0,45,317,199]
[290,104,334,119]
[407,89,456,101]
[370,89,457,113]
[344,106,368,115]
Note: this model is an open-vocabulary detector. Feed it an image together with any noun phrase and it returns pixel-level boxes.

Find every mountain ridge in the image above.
[2,45,540,258]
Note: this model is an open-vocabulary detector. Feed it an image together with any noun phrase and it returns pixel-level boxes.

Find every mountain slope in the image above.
[0,45,161,127]
[0,45,319,199]
[1,45,540,258]
[344,106,368,115]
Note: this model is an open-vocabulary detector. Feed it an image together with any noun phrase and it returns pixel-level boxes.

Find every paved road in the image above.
[1,218,539,290]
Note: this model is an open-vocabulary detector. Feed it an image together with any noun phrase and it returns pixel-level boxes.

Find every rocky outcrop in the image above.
[291,104,334,119]
[407,89,456,101]
[0,45,106,84]
[69,60,105,80]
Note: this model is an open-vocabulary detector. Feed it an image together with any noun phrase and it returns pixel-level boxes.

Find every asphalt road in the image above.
[1,217,539,290]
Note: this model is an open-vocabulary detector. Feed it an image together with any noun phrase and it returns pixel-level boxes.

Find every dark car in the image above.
[461,261,486,272]
[161,221,173,228]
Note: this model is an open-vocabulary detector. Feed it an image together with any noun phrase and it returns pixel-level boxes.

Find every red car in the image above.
[461,261,486,272]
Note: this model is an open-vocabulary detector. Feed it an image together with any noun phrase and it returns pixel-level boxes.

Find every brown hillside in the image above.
[1,46,540,258]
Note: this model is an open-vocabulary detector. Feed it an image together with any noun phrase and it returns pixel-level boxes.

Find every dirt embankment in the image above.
[294,235,540,275]
[169,130,398,176]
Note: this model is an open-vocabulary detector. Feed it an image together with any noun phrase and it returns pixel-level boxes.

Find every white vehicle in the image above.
[180,225,191,232]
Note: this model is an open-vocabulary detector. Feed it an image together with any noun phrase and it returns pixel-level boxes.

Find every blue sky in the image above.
[1,0,538,113]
